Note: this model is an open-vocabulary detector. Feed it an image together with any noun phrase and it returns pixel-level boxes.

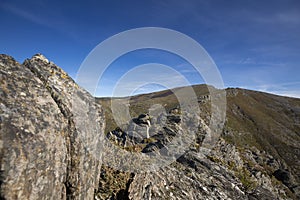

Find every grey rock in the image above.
[0,54,105,199]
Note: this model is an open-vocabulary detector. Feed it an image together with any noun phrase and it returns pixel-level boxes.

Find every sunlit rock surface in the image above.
[0,54,105,199]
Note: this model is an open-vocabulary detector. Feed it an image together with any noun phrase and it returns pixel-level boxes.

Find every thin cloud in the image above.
[242,81,300,98]
[0,2,81,43]
[252,10,300,25]
[1,2,62,29]
[2,3,47,26]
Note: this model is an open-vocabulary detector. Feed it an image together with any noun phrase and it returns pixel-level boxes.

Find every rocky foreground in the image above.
[0,54,104,199]
[1,54,300,199]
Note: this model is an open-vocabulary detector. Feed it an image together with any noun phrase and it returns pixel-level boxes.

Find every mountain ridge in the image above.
[97,85,300,100]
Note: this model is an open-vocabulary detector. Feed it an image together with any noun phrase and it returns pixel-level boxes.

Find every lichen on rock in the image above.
[0,54,105,199]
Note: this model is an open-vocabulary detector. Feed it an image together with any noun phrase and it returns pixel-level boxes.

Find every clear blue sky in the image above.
[1,0,299,97]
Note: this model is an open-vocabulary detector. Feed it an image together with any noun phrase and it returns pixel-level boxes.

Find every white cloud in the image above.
[246,81,300,99]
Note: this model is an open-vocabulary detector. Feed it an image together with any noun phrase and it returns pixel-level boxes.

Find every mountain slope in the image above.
[97,85,300,199]
[225,88,300,183]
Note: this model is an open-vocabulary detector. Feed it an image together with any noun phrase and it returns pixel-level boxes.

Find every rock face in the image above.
[0,54,105,199]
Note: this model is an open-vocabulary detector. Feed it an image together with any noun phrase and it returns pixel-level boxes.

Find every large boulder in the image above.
[0,54,105,199]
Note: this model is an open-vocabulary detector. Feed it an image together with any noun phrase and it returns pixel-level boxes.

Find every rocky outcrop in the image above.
[103,132,297,199]
[0,54,105,199]
[99,107,298,199]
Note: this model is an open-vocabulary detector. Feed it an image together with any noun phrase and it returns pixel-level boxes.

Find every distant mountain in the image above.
[1,54,299,199]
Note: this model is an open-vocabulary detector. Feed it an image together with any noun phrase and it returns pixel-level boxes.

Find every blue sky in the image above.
[0,0,299,97]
